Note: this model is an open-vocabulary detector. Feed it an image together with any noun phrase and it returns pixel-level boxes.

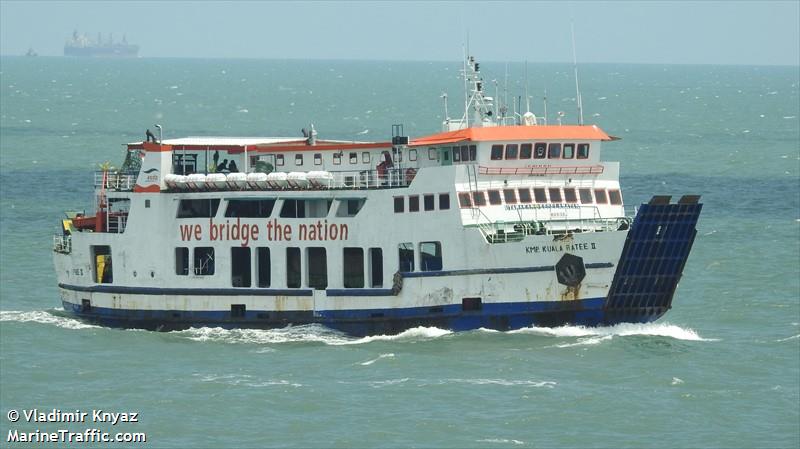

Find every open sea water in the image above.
[0,57,798,448]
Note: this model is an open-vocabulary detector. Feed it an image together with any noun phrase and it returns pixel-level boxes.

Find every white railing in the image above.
[53,234,72,253]
[471,207,633,244]
[94,171,137,191]
[320,168,414,189]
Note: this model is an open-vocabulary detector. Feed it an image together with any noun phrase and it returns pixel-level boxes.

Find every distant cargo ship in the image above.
[64,30,139,57]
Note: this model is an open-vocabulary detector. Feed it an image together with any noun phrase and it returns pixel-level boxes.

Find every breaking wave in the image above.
[0,309,99,330]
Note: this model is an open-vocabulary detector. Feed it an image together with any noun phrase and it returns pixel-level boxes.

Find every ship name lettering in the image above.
[525,242,597,254]
[177,219,349,246]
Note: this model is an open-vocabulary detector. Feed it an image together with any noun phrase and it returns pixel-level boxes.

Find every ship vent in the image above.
[231,304,246,319]
[462,297,483,311]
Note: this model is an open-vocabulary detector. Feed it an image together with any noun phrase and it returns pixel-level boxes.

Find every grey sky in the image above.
[1,1,798,65]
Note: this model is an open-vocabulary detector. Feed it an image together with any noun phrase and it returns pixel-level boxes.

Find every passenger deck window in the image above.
[518,188,532,203]
[276,154,285,166]
[420,242,443,271]
[548,188,563,202]
[428,148,438,160]
[505,144,518,160]
[194,247,215,276]
[409,149,418,161]
[534,143,547,159]
[487,190,502,205]
[577,144,590,159]
[490,145,503,160]
[398,243,414,272]
[594,189,608,204]
[333,153,342,165]
[579,188,593,204]
[564,188,578,203]
[343,248,364,288]
[257,247,271,287]
[520,143,532,159]
[307,247,327,290]
[314,153,322,165]
[439,193,451,210]
[225,199,276,218]
[231,247,251,287]
[394,196,404,213]
[472,191,487,206]
[452,147,461,162]
[362,152,370,163]
[175,247,189,276]
[295,154,303,166]
[336,199,365,217]
[563,144,575,159]
[503,189,517,204]
[460,146,469,162]
[286,247,301,288]
[609,189,623,205]
[409,195,420,212]
[424,194,435,211]
[468,145,477,161]
[533,188,547,203]
[369,248,383,288]
[458,193,472,208]
[177,199,220,218]
[548,143,562,159]
[349,152,358,164]
[280,199,304,218]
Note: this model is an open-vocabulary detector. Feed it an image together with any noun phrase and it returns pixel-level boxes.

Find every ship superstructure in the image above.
[52,57,702,335]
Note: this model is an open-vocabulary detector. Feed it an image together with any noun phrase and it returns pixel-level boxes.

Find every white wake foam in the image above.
[476,438,525,446]
[0,310,99,330]
[775,334,800,342]
[509,322,713,342]
[172,325,451,346]
[194,373,302,388]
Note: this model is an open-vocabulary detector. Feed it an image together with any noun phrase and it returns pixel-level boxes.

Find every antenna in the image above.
[462,46,469,128]
[525,60,530,112]
[441,92,449,121]
[543,88,548,125]
[571,20,584,125]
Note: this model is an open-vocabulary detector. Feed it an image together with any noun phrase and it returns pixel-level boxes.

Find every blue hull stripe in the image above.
[63,296,634,336]
[401,262,613,278]
[325,288,396,297]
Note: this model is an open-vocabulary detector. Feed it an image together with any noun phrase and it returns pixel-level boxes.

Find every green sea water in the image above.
[0,57,798,448]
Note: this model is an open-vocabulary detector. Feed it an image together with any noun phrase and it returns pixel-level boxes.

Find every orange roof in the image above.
[410,125,614,146]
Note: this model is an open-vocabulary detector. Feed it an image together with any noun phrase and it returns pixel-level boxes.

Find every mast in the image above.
[571,21,584,125]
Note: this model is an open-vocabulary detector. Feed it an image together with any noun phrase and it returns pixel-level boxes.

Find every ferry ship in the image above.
[52,57,702,336]
[64,31,139,58]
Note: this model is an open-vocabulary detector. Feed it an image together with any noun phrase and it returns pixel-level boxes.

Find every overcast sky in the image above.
[1,1,798,65]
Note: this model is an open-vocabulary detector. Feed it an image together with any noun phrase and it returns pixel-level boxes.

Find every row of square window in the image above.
[393,193,451,213]
[490,143,590,161]
[457,187,623,208]
[271,150,419,167]
[174,243,442,288]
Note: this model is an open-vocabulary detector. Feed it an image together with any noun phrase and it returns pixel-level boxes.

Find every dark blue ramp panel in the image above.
[604,195,702,324]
